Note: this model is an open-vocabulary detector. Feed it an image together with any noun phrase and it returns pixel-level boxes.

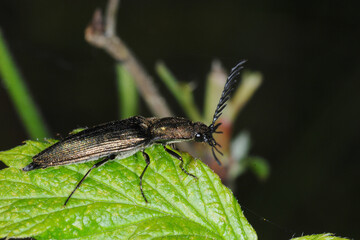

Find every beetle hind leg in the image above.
[64,154,115,206]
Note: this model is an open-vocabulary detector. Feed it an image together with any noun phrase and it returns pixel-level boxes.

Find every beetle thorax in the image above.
[149,117,205,144]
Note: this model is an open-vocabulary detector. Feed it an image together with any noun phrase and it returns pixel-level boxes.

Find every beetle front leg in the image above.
[164,146,197,179]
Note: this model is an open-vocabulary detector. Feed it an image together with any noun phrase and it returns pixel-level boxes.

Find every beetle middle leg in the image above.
[64,154,116,206]
[140,151,151,203]
[164,146,197,179]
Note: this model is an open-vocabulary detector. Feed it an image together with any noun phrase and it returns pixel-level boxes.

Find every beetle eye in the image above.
[194,133,203,142]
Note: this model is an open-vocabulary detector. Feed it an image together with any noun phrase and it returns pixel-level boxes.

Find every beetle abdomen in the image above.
[23,116,151,171]
[23,162,42,171]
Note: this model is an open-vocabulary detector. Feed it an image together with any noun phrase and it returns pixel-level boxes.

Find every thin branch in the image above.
[105,0,119,36]
[85,0,173,117]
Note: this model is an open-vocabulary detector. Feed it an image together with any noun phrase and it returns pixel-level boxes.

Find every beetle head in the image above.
[196,60,246,165]
[192,122,224,165]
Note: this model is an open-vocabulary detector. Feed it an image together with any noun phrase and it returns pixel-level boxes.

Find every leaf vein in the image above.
[0,179,55,196]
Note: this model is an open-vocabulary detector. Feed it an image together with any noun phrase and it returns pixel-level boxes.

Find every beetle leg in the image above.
[164,146,197,179]
[64,154,115,206]
[169,143,177,150]
[140,151,151,203]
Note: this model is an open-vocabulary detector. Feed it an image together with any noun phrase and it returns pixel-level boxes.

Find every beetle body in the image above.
[23,116,208,171]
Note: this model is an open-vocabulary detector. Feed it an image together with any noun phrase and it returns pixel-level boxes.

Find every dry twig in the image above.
[85,0,173,117]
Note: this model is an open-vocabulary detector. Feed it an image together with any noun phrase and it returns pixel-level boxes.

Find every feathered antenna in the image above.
[208,60,247,165]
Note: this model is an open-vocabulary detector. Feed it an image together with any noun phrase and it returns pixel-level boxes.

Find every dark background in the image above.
[0,1,359,239]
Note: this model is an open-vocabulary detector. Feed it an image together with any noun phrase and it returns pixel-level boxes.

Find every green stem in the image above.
[116,63,138,119]
[155,61,201,121]
[0,29,49,139]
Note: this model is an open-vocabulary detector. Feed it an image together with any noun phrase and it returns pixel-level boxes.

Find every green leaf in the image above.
[228,131,252,182]
[291,233,349,240]
[0,141,257,239]
[69,128,87,135]
[0,139,57,169]
[230,130,251,162]
[246,157,270,181]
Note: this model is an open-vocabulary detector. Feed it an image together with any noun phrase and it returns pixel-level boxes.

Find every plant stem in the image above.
[85,0,173,117]
[156,61,201,121]
[116,63,138,119]
[0,29,49,139]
